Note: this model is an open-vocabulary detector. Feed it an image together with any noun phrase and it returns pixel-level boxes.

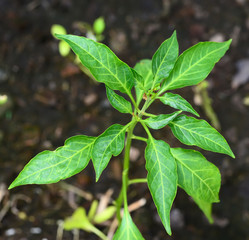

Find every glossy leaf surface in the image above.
[143,111,181,130]
[171,148,221,202]
[113,210,144,240]
[161,40,232,91]
[92,124,127,181]
[106,87,132,114]
[159,92,199,117]
[9,136,96,189]
[145,138,177,235]
[56,34,134,94]
[152,31,178,88]
[169,115,235,158]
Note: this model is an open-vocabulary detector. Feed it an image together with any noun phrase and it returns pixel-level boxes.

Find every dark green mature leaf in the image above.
[113,210,144,240]
[56,34,134,94]
[133,60,153,105]
[169,115,235,158]
[161,40,232,92]
[106,87,132,114]
[193,197,213,223]
[145,137,177,235]
[171,148,221,203]
[143,111,181,130]
[92,124,128,181]
[152,31,178,88]
[9,136,96,189]
[159,92,199,117]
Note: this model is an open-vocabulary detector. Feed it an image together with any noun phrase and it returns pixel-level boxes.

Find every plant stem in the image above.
[131,135,147,142]
[142,112,157,117]
[128,92,140,113]
[128,178,147,185]
[90,226,109,240]
[115,118,137,223]
[140,121,152,138]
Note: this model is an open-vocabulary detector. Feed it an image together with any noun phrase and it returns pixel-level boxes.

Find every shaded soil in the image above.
[0,0,249,239]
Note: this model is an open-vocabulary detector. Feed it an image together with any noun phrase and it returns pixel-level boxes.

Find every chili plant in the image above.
[9,31,235,239]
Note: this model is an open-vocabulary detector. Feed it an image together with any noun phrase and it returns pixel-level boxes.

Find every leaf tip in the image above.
[8,182,16,190]
[230,151,235,159]
[226,38,232,45]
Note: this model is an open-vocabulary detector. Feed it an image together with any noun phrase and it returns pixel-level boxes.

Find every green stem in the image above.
[142,112,157,117]
[128,92,140,113]
[131,135,147,142]
[138,97,151,117]
[116,118,137,223]
[128,178,147,185]
[140,121,152,138]
[90,226,109,240]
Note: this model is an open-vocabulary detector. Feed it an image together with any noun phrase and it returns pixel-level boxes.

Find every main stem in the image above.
[115,94,159,223]
[116,118,137,222]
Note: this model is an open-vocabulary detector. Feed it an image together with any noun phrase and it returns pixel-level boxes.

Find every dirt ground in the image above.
[0,0,249,239]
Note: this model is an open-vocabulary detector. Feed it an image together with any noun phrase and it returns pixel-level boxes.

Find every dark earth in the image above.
[0,0,249,239]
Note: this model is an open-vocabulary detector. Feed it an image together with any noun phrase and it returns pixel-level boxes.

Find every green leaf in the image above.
[93,17,105,35]
[134,59,153,91]
[88,200,98,221]
[159,92,199,117]
[93,206,116,224]
[51,24,67,36]
[113,209,144,240]
[192,196,214,223]
[64,207,95,232]
[59,41,71,57]
[56,34,134,94]
[161,40,232,91]
[169,115,235,158]
[152,31,178,88]
[92,124,128,181]
[170,148,221,203]
[106,87,133,114]
[145,137,177,235]
[143,111,181,130]
[9,136,96,189]
[133,60,153,105]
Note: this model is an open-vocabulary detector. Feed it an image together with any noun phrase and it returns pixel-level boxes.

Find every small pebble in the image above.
[5,228,16,236]
[30,227,42,234]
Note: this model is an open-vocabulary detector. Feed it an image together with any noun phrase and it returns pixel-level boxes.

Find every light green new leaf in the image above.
[113,209,144,240]
[152,31,178,88]
[106,87,133,114]
[56,34,134,94]
[159,92,199,117]
[93,206,116,224]
[145,138,177,235]
[161,40,232,91]
[133,60,153,105]
[93,17,105,35]
[131,68,145,106]
[169,115,235,158]
[171,148,221,203]
[64,207,95,232]
[92,124,128,181]
[134,59,154,90]
[9,136,96,189]
[143,111,181,130]
[192,196,213,223]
